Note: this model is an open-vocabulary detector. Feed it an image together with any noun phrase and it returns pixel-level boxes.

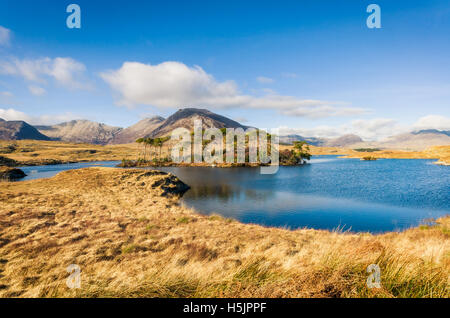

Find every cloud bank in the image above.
[0,108,77,125]
[101,61,367,118]
[279,115,450,141]
[0,57,90,90]
[28,85,46,96]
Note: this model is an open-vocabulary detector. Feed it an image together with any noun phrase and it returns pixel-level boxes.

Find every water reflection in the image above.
[16,157,450,233]
[157,157,450,233]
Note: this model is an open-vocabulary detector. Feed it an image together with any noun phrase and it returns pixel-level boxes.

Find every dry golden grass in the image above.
[1,140,449,166]
[306,145,450,165]
[425,146,450,165]
[0,167,448,298]
[0,140,140,165]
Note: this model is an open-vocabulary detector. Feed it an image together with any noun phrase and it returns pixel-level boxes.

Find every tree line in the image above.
[135,137,170,162]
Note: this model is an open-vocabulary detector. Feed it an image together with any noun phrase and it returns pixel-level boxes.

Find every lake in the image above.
[18,156,450,233]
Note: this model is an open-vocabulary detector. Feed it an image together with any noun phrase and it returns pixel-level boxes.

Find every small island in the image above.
[117,137,312,168]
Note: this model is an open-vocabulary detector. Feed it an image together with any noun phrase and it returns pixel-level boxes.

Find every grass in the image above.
[307,144,450,165]
[177,217,191,224]
[0,167,448,298]
[2,140,450,167]
[0,140,140,165]
[354,148,381,152]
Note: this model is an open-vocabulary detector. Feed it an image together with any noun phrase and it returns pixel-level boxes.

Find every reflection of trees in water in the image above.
[163,167,277,203]
[244,189,274,201]
[186,183,275,204]
[186,184,237,202]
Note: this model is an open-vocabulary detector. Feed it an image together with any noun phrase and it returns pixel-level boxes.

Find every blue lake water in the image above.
[18,156,450,233]
[19,161,121,181]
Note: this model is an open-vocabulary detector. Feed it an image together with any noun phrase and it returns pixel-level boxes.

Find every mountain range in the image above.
[280,131,450,150]
[1,108,449,150]
[0,108,249,145]
[0,118,50,141]
[35,120,122,145]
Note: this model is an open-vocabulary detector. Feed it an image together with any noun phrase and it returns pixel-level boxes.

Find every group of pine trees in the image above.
[135,134,312,165]
[135,137,170,162]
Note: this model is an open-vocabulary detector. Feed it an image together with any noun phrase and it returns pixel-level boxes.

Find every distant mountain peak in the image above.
[412,129,450,137]
[0,119,51,141]
[324,134,364,147]
[108,116,166,145]
[150,107,248,138]
[142,115,166,122]
[37,119,122,145]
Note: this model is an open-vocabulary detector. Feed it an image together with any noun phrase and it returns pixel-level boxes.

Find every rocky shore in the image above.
[0,167,26,181]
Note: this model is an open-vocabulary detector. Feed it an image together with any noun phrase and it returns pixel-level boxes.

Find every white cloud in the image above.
[101,61,367,118]
[281,72,298,79]
[279,118,407,141]
[0,57,90,90]
[256,76,274,84]
[0,108,77,125]
[413,115,450,131]
[278,115,450,141]
[0,26,11,46]
[349,118,403,140]
[28,85,46,96]
[50,57,88,89]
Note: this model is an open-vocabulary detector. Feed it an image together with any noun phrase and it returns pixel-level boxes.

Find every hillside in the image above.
[109,116,165,144]
[323,134,364,147]
[280,130,450,151]
[33,109,248,144]
[0,119,50,141]
[376,130,450,150]
[36,120,122,145]
[150,108,248,137]
[279,134,325,146]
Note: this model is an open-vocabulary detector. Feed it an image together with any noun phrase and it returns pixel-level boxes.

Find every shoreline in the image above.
[0,167,448,298]
[1,140,449,167]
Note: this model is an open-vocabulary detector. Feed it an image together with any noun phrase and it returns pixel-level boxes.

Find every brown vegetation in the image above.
[1,140,448,167]
[307,145,450,165]
[0,168,448,298]
[0,140,140,165]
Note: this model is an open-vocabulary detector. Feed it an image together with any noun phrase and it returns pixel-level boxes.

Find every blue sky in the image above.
[0,0,449,140]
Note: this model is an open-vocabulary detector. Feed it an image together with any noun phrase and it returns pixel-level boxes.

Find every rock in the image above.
[0,156,18,167]
[151,174,190,197]
[0,167,27,180]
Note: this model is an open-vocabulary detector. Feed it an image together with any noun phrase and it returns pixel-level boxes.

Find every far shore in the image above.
[1,140,449,167]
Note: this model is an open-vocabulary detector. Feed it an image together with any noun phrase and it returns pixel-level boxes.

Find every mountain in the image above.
[33,109,249,145]
[0,119,51,141]
[278,133,365,147]
[149,108,248,137]
[323,134,364,147]
[412,129,450,137]
[376,130,450,150]
[278,134,325,146]
[109,116,165,144]
[280,130,450,150]
[36,120,122,145]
